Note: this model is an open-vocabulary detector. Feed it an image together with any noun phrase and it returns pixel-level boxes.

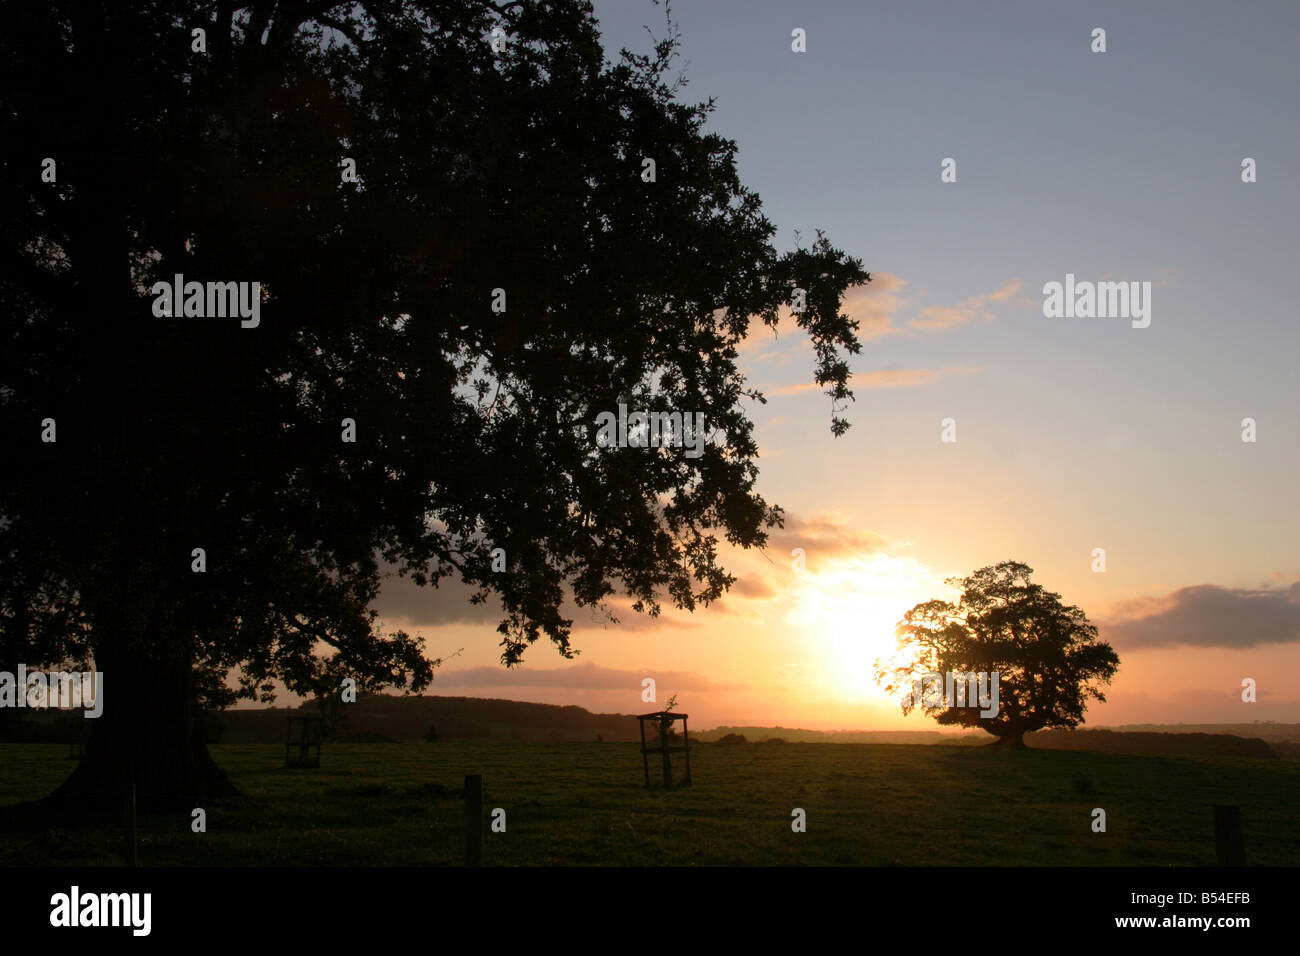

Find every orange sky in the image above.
[240,1,1300,734]
[372,301,1300,731]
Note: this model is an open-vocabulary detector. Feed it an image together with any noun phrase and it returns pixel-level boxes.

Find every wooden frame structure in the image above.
[638,711,691,787]
[284,714,324,767]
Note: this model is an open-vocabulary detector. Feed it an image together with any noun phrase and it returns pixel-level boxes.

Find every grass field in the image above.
[2,742,1297,866]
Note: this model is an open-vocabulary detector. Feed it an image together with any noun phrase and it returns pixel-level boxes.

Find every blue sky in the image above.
[587,0,1300,596]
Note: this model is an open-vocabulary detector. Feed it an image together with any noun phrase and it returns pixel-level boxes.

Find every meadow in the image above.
[1,742,1296,866]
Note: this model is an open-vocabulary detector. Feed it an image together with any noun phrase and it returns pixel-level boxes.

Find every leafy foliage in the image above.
[0,1,868,793]
[876,562,1120,745]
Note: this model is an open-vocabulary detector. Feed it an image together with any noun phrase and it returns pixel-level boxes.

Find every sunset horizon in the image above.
[342,0,1300,738]
[3,0,1294,928]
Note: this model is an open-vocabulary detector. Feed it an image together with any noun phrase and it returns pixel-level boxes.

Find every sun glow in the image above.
[787,553,950,702]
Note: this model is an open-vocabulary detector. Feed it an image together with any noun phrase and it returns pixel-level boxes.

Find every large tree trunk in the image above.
[989,729,1027,749]
[41,639,238,820]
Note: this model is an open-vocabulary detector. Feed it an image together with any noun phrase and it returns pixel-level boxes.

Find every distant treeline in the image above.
[7,695,1293,759]
[1102,723,1300,743]
[204,697,1295,759]
[702,725,1284,758]
[211,695,642,744]
[1027,728,1278,758]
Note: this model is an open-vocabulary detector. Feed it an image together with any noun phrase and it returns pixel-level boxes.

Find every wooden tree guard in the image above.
[285,714,324,767]
[638,711,691,787]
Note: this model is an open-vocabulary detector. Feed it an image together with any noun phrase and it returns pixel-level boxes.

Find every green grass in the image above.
[2,742,1296,866]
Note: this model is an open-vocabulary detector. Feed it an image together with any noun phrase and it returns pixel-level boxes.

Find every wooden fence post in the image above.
[1213,805,1245,866]
[123,778,138,867]
[682,716,691,785]
[660,719,672,788]
[639,719,650,786]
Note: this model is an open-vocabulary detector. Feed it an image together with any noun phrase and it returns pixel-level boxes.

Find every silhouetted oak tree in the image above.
[877,562,1120,748]
[0,1,868,807]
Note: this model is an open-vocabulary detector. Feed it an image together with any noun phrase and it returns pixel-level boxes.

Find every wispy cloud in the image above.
[768,365,980,395]
[908,279,1022,331]
[740,274,1025,375]
[775,512,890,561]
[709,512,893,616]
[839,271,910,342]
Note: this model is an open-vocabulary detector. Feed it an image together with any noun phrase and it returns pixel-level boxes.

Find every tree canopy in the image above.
[0,1,868,803]
[876,562,1120,747]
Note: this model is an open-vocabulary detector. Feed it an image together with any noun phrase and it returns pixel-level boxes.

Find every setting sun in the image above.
[787,553,950,703]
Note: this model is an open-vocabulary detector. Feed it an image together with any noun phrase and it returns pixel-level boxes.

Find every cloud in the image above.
[707,513,892,616]
[735,320,810,367]
[737,272,911,364]
[857,365,980,389]
[863,272,908,294]
[911,306,972,330]
[776,513,890,560]
[739,274,1023,380]
[908,279,1022,331]
[767,365,979,395]
[765,382,828,396]
[429,661,742,692]
[839,272,909,342]
[987,279,1023,302]
[376,570,503,627]
[730,576,776,599]
[376,512,890,634]
[1101,582,1300,649]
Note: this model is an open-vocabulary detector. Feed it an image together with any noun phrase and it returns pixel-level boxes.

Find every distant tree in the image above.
[0,1,867,811]
[716,732,747,744]
[424,724,439,743]
[876,562,1120,748]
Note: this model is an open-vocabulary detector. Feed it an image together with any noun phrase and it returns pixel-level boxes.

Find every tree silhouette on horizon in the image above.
[877,561,1120,748]
[0,1,869,811]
